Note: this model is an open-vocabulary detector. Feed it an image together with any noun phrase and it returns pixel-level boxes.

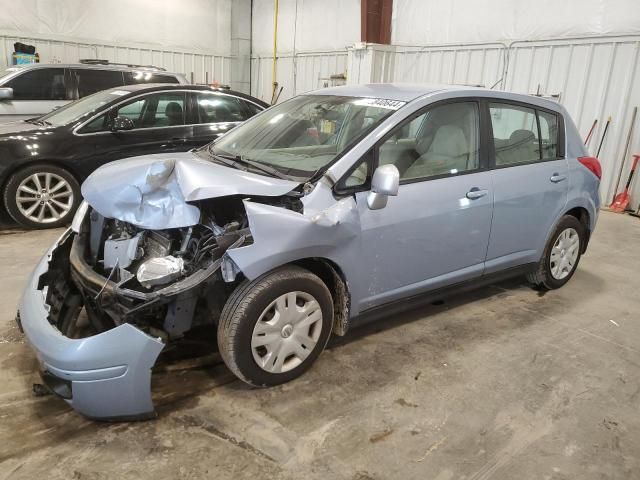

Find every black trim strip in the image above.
[350,263,537,329]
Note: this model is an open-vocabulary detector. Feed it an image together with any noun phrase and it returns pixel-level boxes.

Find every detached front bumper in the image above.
[18,230,165,421]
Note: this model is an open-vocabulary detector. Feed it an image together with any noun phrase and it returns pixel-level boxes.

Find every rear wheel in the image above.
[218,265,333,387]
[3,164,80,229]
[527,215,585,290]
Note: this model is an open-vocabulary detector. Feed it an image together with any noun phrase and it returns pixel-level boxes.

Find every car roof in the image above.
[307,83,562,111]
[3,63,183,76]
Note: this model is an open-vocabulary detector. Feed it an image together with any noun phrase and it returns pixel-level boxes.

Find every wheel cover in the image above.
[251,291,323,374]
[550,227,580,280]
[15,172,74,224]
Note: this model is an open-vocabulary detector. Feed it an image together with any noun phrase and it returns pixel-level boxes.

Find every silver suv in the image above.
[0,61,187,122]
[18,84,601,420]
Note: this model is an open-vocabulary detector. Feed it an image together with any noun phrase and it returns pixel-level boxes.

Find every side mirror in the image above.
[0,87,13,100]
[110,116,134,132]
[367,164,399,210]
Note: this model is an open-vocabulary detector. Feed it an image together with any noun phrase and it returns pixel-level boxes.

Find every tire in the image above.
[218,265,334,387]
[3,164,81,229]
[527,215,585,290]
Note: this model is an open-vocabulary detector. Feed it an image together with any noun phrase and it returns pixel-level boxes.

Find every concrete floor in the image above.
[0,211,638,479]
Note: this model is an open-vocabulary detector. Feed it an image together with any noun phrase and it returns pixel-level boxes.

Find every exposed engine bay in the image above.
[43,194,303,343]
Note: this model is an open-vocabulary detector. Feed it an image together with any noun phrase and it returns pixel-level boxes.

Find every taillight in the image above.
[578,156,602,180]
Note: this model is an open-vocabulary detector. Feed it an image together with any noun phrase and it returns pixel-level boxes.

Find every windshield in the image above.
[37,88,130,126]
[206,95,404,177]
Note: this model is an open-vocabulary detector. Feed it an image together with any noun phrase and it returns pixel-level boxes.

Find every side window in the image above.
[195,92,250,123]
[339,151,373,190]
[5,68,66,100]
[118,99,145,122]
[153,95,186,126]
[73,69,124,97]
[124,72,179,84]
[242,100,264,117]
[81,114,108,133]
[378,102,480,181]
[79,92,185,133]
[538,110,559,159]
[489,103,540,166]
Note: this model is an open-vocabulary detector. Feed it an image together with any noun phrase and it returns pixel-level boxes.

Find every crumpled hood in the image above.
[81,151,300,229]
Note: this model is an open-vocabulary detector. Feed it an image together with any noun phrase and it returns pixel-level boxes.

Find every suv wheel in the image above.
[3,164,80,229]
[527,215,585,290]
[218,265,333,386]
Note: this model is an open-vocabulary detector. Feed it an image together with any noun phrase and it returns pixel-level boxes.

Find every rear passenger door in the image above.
[187,91,258,148]
[70,69,125,98]
[485,102,568,273]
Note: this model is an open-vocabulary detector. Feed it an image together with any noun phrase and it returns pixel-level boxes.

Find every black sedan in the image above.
[0,84,268,228]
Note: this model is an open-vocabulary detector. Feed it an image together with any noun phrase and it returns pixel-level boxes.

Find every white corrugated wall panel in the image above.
[251,51,348,103]
[369,44,506,88]
[1,34,235,86]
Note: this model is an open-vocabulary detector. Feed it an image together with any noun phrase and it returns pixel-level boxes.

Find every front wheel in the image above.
[527,215,585,290]
[3,164,80,229]
[218,265,334,386]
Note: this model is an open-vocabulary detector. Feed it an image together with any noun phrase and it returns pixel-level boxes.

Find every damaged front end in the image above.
[65,203,249,341]
[29,196,257,420]
[18,151,360,420]
[18,153,309,420]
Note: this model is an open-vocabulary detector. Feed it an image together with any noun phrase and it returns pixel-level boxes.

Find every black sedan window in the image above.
[79,91,186,133]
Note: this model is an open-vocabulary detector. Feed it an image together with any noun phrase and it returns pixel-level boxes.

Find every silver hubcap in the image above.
[550,227,580,280]
[16,172,73,224]
[251,291,323,374]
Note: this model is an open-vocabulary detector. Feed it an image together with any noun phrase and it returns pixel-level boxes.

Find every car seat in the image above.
[165,102,184,126]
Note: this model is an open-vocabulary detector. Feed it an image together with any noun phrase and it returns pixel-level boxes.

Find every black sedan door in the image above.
[75,90,194,170]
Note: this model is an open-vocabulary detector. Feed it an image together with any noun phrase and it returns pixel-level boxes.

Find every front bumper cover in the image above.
[18,230,165,420]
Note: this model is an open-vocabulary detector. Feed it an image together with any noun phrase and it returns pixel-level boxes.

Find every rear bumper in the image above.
[18,230,165,421]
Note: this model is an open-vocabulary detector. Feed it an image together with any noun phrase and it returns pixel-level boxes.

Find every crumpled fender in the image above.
[227,184,364,315]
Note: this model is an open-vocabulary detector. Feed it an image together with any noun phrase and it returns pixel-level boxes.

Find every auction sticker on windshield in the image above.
[352,98,406,110]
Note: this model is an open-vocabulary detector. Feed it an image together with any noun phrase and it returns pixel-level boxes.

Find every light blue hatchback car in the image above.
[18,84,601,420]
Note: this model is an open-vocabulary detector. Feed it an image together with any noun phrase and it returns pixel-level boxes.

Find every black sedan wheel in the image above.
[3,164,81,229]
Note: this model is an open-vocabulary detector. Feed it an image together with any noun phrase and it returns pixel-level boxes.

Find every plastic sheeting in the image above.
[0,0,232,54]
[392,0,640,45]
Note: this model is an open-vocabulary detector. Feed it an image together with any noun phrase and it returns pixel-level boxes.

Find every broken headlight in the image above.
[136,255,185,288]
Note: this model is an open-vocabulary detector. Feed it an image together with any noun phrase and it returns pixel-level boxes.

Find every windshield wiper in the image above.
[211,153,290,180]
[24,118,51,126]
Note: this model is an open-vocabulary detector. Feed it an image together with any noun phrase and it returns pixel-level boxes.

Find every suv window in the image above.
[489,103,541,166]
[73,69,124,97]
[5,68,66,100]
[195,92,250,123]
[124,72,179,84]
[80,91,186,133]
[378,102,480,181]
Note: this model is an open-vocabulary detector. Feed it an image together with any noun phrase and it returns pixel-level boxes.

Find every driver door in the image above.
[76,90,193,172]
[353,100,494,311]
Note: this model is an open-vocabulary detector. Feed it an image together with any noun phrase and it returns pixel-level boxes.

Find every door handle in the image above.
[550,173,567,183]
[466,188,489,200]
